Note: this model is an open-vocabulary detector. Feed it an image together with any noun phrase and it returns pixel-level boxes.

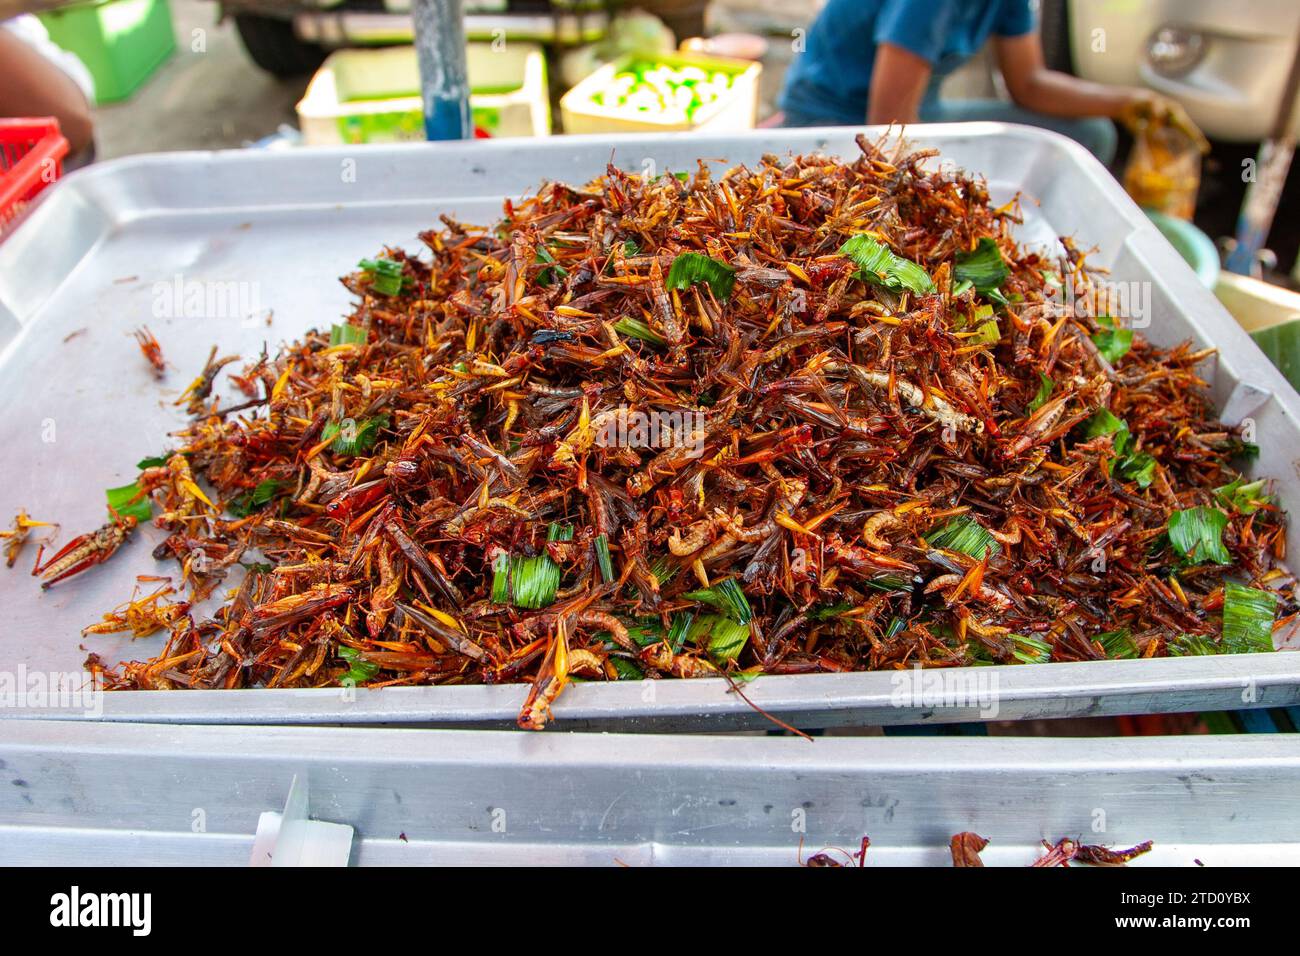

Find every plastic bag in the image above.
[1123,116,1204,220]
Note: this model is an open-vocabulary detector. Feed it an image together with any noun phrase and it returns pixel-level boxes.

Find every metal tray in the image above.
[2,721,1297,865]
[2,124,1299,730]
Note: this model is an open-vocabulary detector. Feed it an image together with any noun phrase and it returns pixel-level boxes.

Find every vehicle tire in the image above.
[1039,0,1073,74]
[234,13,327,78]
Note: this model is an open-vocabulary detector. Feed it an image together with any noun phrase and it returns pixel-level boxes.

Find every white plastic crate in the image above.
[560,51,759,134]
[297,42,550,144]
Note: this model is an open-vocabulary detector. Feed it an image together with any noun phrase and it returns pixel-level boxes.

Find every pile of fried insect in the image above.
[9,133,1288,730]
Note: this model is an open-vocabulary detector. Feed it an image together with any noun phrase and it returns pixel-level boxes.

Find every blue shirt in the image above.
[780,0,1037,125]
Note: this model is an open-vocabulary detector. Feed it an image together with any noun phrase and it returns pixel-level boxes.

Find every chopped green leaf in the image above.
[491,539,567,611]
[594,533,614,582]
[1028,372,1054,413]
[322,415,389,456]
[338,646,380,684]
[1084,408,1131,454]
[252,479,284,506]
[495,554,561,609]
[649,556,679,589]
[667,611,695,653]
[968,318,1001,346]
[682,578,753,625]
[1096,628,1138,659]
[627,556,679,601]
[1221,581,1277,654]
[489,553,513,605]
[609,656,644,680]
[1010,633,1052,664]
[612,316,666,346]
[665,251,737,301]
[863,573,912,593]
[489,523,573,609]
[810,602,853,621]
[707,617,750,662]
[329,323,368,346]
[1092,317,1133,363]
[358,257,407,296]
[1115,451,1156,489]
[1082,409,1154,487]
[535,246,569,287]
[839,234,934,295]
[105,482,152,522]
[925,515,1000,561]
[1167,506,1231,565]
[1168,633,1219,657]
[227,478,288,517]
[1214,477,1271,515]
[683,613,749,661]
[953,237,1010,297]
[621,619,663,649]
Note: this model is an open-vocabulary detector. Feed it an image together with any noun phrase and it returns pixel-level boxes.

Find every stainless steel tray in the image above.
[2,124,1298,729]
[2,721,1297,865]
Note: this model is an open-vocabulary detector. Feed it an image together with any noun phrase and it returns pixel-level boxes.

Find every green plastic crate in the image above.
[38,0,176,104]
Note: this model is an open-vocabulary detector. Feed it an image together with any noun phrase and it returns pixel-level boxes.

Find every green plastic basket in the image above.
[38,0,176,104]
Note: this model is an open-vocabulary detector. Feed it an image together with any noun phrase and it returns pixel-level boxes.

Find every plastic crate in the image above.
[296,43,550,145]
[560,51,760,134]
[0,118,69,233]
[38,0,176,104]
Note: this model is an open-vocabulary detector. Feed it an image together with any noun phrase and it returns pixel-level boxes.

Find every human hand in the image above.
[1117,89,1209,152]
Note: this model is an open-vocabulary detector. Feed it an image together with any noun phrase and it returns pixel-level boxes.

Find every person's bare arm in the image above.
[0,30,94,154]
[867,42,932,124]
[994,31,1148,119]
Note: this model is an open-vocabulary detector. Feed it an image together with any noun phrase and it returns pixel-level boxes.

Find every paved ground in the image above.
[93,0,308,159]
[90,0,813,159]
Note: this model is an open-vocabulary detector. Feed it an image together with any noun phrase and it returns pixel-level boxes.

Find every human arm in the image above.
[0,28,94,154]
[867,41,933,125]
[994,30,1195,135]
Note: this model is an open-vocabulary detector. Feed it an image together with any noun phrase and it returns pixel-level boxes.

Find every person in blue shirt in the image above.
[777,0,1188,165]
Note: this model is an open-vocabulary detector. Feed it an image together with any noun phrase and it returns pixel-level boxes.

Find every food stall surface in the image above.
[2,721,1297,866]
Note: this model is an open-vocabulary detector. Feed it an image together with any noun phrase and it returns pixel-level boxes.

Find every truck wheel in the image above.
[234,13,327,78]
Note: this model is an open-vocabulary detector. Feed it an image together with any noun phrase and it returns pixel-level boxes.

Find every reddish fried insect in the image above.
[1034,837,1154,867]
[800,835,870,867]
[176,344,239,415]
[950,831,989,867]
[133,326,166,378]
[32,515,137,588]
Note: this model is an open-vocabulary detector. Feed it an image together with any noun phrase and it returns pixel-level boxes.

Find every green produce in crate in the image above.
[592,61,735,121]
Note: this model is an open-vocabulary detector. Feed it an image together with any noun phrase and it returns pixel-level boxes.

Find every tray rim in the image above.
[4,721,1300,866]
[6,651,1299,728]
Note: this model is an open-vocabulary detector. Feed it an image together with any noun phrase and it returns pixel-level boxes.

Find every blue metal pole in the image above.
[412,0,472,141]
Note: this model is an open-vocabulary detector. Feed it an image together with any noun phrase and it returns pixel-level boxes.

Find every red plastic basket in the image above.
[0,117,70,232]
